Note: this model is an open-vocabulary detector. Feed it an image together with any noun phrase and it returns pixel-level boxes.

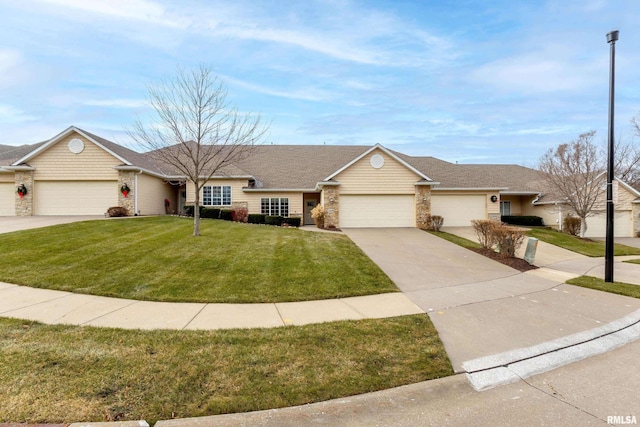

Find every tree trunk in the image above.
[193,181,201,236]
[579,215,587,238]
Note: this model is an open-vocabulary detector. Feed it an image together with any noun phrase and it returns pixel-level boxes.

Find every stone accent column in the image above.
[633,204,640,237]
[15,171,33,216]
[322,185,340,228]
[118,171,135,215]
[488,213,501,221]
[415,185,431,229]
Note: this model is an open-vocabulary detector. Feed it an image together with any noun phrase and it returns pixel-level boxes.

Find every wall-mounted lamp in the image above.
[490,195,498,203]
[329,197,335,202]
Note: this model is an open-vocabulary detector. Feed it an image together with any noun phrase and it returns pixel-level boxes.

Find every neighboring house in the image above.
[1,126,639,237]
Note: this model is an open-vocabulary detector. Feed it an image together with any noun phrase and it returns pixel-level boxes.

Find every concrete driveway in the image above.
[0,215,106,234]
[344,228,640,376]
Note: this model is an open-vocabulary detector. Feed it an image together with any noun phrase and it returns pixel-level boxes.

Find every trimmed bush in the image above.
[471,219,498,249]
[231,207,249,223]
[427,215,444,231]
[219,209,233,221]
[563,216,581,236]
[248,214,266,224]
[265,215,284,226]
[283,217,301,227]
[471,219,525,257]
[106,206,128,217]
[184,205,204,217]
[501,215,544,226]
[311,205,325,229]
[201,208,220,219]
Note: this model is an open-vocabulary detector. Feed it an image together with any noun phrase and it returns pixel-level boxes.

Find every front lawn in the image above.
[526,228,640,257]
[0,315,452,424]
[566,276,640,299]
[624,258,640,265]
[0,217,396,303]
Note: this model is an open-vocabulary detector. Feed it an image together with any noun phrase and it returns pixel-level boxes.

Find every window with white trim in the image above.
[500,200,511,216]
[203,185,231,206]
[261,197,289,216]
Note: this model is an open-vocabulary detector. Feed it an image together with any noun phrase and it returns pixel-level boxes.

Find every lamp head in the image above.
[607,30,619,43]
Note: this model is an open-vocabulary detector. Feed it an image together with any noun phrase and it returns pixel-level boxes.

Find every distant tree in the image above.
[538,131,603,238]
[128,65,268,236]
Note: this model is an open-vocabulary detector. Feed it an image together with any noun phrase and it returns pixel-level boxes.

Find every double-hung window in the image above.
[500,200,511,216]
[203,185,231,206]
[261,197,289,217]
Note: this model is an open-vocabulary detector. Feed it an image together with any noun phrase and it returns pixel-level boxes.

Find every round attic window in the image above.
[370,154,384,169]
[68,138,85,154]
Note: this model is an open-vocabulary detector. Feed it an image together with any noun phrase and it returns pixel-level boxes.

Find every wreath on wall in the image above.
[120,183,130,198]
[17,184,27,198]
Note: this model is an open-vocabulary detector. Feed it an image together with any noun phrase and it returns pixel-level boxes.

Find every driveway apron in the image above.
[344,228,640,374]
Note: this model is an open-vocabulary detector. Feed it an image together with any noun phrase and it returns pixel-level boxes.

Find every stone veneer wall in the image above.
[633,204,640,237]
[488,213,501,221]
[415,185,431,229]
[118,171,135,215]
[322,186,340,228]
[15,171,33,216]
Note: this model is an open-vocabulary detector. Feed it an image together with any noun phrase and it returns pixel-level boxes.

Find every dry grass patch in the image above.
[0,315,452,425]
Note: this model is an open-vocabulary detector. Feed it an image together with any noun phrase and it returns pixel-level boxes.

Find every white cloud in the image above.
[84,99,147,108]
[35,0,187,28]
[0,104,36,124]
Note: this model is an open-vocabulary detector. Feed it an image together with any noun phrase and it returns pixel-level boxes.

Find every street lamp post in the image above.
[605,30,619,283]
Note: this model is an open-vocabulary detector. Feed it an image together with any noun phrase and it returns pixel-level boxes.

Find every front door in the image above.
[304,198,318,225]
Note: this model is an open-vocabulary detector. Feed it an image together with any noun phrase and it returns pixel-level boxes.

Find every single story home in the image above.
[1,126,639,237]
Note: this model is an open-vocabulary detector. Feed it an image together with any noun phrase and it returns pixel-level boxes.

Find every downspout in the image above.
[134,170,142,215]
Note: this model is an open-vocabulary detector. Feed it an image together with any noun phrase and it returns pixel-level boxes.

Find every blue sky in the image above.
[1,0,638,166]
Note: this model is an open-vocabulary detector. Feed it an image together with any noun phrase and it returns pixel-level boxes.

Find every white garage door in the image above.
[431,194,487,227]
[340,195,415,228]
[35,181,118,215]
[585,211,632,238]
[0,182,14,216]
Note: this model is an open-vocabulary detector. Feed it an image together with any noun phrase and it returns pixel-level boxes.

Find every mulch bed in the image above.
[471,248,538,272]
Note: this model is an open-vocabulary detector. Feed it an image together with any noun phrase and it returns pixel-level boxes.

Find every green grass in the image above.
[566,275,640,299]
[426,230,481,249]
[0,217,396,303]
[526,228,640,257]
[0,315,453,424]
[624,259,640,265]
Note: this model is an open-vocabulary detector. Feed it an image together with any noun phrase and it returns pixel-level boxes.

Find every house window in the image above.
[203,185,231,206]
[500,200,511,216]
[261,198,289,216]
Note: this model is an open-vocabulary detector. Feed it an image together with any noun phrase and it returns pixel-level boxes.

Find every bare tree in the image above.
[613,138,640,190]
[538,131,603,237]
[128,65,268,236]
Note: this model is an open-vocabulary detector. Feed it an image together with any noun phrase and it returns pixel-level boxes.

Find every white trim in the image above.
[433,187,507,191]
[12,126,132,166]
[3,165,36,171]
[243,188,314,193]
[499,191,541,195]
[323,144,434,182]
[416,181,440,186]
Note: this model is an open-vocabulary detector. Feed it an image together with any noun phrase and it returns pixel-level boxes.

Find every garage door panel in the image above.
[0,183,14,216]
[35,181,118,215]
[341,195,414,228]
[585,211,631,238]
[431,195,486,227]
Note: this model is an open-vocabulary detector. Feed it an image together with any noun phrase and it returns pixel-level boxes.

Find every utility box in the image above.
[523,237,538,264]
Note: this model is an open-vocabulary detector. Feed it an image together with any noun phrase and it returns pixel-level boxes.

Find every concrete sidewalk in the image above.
[0,282,422,330]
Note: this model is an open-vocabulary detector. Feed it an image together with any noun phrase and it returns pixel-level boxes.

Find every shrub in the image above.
[283,217,301,227]
[201,208,220,219]
[248,214,266,224]
[563,216,581,236]
[493,225,525,258]
[106,206,128,217]
[265,215,284,226]
[471,219,499,249]
[311,204,325,229]
[501,215,544,226]
[184,205,204,217]
[219,209,233,221]
[427,215,444,231]
[231,207,249,223]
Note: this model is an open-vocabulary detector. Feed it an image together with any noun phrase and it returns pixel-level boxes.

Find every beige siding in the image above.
[335,150,420,194]
[529,204,563,229]
[0,173,14,183]
[500,195,523,215]
[30,133,121,181]
[245,192,304,217]
[137,174,175,215]
[487,193,500,215]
